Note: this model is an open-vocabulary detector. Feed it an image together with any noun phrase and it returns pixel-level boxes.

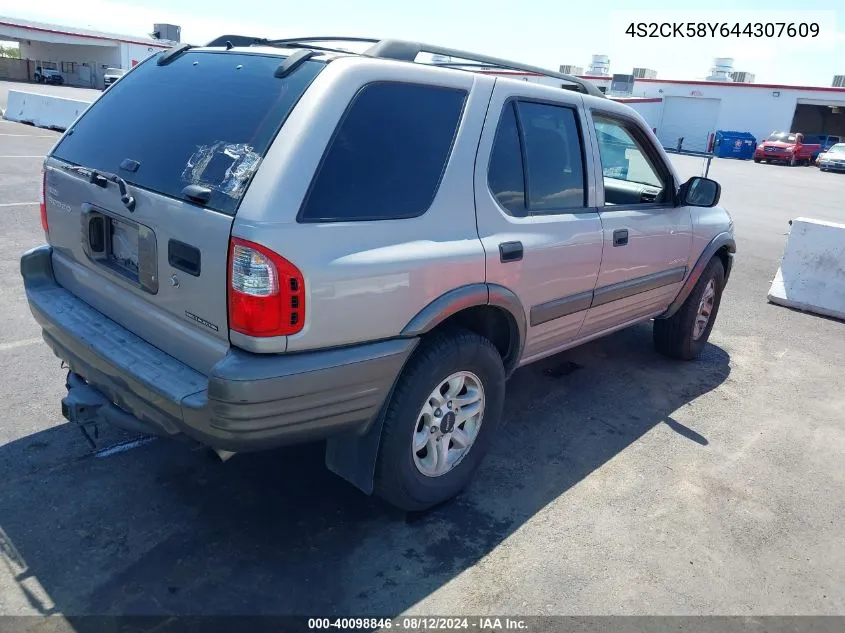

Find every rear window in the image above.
[52,51,324,215]
[517,101,586,211]
[298,82,466,222]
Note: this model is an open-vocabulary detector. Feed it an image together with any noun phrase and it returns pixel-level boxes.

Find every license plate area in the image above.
[81,205,158,294]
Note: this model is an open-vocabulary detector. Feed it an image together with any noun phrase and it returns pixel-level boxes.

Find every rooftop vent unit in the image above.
[833,75,845,87]
[152,23,181,42]
[559,64,584,76]
[633,67,657,79]
[707,57,734,81]
[730,71,755,84]
[609,73,635,95]
[588,54,610,76]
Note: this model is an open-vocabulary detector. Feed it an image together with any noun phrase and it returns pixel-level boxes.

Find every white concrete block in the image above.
[3,90,90,131]
[768,217,845,321]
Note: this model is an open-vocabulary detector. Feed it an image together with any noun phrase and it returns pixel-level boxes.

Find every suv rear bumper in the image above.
[22,245,417,451]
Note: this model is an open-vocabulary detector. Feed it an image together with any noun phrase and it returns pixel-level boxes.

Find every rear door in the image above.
[44,49,324,373]
[474,81,604,366]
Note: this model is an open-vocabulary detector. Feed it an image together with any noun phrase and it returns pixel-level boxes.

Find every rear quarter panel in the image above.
[234,58,491,352]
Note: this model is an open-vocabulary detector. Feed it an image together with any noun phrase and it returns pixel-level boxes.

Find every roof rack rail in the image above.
[157,43,193,66]
[203,35,605,97]
[363,39,605,98]
[206,35,268,48]
[263,36,382,46]
[259,36,381,55]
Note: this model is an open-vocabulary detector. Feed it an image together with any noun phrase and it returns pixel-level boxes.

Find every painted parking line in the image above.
[0,338,42,352]
[0,202,39,207]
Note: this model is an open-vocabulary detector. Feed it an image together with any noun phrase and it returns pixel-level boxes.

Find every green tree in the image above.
[0,44,21,59]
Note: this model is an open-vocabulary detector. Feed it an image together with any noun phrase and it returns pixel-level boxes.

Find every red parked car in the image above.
[753,131,820,166]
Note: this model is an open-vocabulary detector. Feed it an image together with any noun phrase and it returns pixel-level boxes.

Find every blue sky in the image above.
[1,0,843,85]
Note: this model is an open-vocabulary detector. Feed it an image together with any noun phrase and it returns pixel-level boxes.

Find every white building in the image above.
[617,78,845,152]
[0,17,174,89]
[478,66,845,154]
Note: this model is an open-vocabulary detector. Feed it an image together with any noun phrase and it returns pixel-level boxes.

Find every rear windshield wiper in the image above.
[64,165,136,212]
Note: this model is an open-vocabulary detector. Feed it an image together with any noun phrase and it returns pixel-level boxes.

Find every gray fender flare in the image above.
[400,283,526,375]
[660,232,736,319]
[326,283,526,495]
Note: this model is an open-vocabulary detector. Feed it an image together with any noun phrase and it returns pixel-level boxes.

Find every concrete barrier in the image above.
[768,217,845,321]
[3,90,90,131]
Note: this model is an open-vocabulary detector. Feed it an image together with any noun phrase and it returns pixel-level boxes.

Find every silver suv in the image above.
[22,36,735,511]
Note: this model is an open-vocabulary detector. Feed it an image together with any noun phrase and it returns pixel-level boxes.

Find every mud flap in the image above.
[324,395,390,496]
[324,336,418,495]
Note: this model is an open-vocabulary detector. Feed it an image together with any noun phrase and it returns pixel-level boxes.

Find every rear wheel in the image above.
[654,257,725,360]
[374,328,506,511]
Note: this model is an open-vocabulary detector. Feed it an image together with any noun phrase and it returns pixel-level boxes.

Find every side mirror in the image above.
[679,177,721,207]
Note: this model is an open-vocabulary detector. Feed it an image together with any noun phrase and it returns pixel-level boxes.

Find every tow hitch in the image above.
[60,371,185,448]
[61,383,107,448]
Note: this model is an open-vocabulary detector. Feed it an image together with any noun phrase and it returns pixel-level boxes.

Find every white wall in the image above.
[625,81,845,143]
[621,100,663,131]
[120,42,162,69]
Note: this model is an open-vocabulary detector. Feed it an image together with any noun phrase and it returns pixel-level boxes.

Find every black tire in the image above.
[753,157,761,163]
[654,257,725,360]
[374,328,506,511]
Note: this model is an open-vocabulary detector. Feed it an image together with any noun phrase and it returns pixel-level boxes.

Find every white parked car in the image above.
[103,67,127,90]
[817,143,845,172]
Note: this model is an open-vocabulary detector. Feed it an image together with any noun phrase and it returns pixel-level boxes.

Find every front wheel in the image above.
[753,157,761,163]
[654,257,725,360]
[374,328,506,511]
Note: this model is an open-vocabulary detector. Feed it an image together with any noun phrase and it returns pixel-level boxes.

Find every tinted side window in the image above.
[299,82,466,222]
[487,102,527,217]
[516,101,586,211]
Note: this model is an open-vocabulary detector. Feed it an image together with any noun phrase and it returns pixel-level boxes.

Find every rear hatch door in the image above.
[45,48,324,373]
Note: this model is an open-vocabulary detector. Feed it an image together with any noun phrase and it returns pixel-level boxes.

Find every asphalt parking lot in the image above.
[0,119,843,620]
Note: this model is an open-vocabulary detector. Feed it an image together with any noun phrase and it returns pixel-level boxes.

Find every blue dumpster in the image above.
[713,131,757,159]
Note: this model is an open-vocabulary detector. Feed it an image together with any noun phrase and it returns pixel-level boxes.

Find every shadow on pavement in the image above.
[0,322,730,618]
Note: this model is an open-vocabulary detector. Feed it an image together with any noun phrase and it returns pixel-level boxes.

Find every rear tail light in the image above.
[228,237,305,337]
[40,168,48,235]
